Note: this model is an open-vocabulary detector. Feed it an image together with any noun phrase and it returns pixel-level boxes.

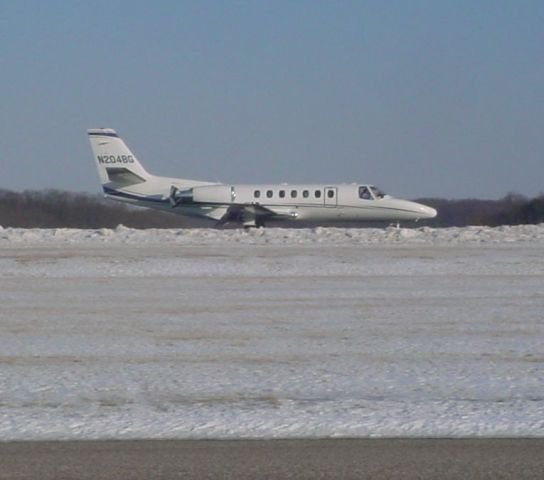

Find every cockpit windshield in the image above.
[369,185,386,199]
[359,185,386,200]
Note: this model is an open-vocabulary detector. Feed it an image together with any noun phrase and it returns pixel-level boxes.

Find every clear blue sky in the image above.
[1,0,543,198]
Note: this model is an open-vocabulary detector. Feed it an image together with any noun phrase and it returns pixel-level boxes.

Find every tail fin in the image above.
[87,128,151,188]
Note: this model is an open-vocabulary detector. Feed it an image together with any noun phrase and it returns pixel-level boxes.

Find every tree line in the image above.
[0,190,189,228]
[417,194,544,227]
[0,189,543,229]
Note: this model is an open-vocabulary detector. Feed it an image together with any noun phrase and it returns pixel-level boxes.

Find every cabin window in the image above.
[315,190,322,198]
[327,189,335,198]
[254,190,261,198]
[303,190,309,198]
[291,190,297,198]
[267,190,273,198]
[279,190,285,198]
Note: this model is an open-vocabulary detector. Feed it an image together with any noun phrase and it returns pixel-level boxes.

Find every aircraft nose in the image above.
[416,204,437,219]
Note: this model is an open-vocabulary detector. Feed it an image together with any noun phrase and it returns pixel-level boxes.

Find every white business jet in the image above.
[88,128,437,227]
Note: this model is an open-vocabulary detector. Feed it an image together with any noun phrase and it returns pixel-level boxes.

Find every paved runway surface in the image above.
[1,439,543,479]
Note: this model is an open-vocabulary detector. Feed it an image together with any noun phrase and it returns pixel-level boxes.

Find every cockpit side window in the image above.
[359,186,372,200]
[369,186,385,199]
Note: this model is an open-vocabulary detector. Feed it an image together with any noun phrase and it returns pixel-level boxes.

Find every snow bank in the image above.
[1,224,544,246]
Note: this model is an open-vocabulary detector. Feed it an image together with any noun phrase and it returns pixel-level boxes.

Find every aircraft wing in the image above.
[215,204,297,226]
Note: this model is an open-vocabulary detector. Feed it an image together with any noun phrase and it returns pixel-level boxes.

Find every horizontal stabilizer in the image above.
[106,167,146,187]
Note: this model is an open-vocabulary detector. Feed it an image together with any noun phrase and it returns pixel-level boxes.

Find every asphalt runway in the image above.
[1,438,543,479]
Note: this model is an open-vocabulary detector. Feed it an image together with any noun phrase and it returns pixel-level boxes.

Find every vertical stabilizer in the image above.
[87,128,151,187]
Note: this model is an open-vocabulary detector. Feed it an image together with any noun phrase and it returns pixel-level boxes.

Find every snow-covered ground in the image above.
[2,223,544,246]
[1,225,543,439]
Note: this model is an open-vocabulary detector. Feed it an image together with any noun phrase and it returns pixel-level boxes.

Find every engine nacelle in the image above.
[170,186,193,206]
[192,185,234,204]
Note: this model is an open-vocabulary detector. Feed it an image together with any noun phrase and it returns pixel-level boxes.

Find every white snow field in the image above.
[0,225,543,440]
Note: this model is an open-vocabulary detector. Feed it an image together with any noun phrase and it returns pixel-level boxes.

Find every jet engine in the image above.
[170,185,234,207]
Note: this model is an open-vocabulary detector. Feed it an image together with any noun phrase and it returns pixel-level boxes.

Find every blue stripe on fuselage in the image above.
[102,186,168,204]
